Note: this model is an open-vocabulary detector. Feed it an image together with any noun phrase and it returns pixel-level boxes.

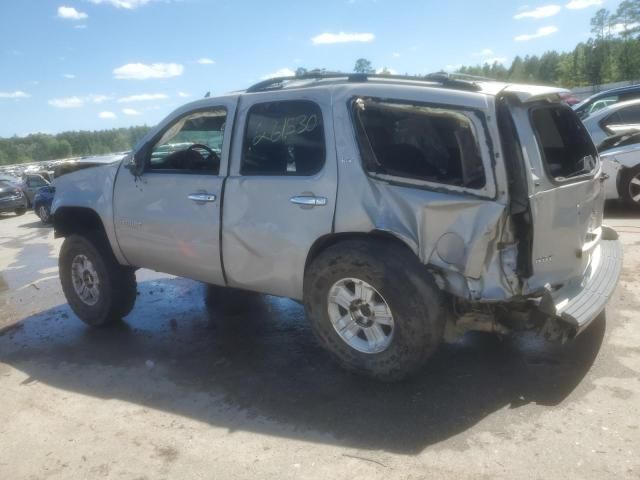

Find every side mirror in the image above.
[125,150,145,176]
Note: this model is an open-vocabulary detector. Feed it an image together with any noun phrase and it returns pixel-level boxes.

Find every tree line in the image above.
[0,126,150,166]
[457,1,640,87]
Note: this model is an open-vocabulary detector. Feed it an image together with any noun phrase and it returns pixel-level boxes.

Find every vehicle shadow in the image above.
[18,219,50,229]
[0,277,605,454]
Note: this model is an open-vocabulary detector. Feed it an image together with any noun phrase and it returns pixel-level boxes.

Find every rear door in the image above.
[509,102,603,293]
[222,90,337,300]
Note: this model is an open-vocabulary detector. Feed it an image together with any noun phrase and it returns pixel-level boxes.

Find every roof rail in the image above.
[245,71,483,94]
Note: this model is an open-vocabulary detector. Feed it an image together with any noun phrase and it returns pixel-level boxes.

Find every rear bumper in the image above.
[540,226,623,336]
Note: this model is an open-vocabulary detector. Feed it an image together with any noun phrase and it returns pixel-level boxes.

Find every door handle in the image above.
[290,195,327,207]
[188,193,217,202]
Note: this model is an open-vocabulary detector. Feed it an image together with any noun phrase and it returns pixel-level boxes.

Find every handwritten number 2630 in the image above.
[252,114,318,146]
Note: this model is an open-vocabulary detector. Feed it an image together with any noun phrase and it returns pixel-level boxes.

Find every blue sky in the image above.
[0,0,621,137]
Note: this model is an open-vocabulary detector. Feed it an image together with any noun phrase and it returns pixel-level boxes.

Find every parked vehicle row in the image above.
[576,84,640,209]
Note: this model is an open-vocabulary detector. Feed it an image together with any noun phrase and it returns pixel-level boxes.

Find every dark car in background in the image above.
[574,84,640,119]
[21,174,50,207]
[33,185,55,223]
[0,178,28,216]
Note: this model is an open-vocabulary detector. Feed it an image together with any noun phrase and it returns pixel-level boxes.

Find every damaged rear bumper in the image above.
[539,226,623,338]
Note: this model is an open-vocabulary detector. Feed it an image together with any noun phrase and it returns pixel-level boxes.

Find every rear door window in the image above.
[351,98,486,189]
[530,106,597,181]
[241,100,325,176]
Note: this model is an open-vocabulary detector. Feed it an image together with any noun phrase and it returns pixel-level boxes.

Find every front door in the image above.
[222,92,337,300]
[113,100,236,285]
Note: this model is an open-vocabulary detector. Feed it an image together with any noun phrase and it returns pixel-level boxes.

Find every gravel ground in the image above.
[0,206,639,480]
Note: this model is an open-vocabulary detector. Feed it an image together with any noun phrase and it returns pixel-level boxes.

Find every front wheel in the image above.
[14,207,26,216]
[59,233,137,326]
[304,239,445,381]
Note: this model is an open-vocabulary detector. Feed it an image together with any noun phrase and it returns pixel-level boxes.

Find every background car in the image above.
[599,132,640,209]
[33,185,55,223]
[21,173,50,207]
[0,178,28,216]
[574,83,640,119]
[581,98,640,146]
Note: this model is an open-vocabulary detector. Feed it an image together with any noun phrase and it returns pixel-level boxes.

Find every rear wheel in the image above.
[14,208,26,216]
[304,239,445,381]
[621,165,640,209]
[59,233,137,326]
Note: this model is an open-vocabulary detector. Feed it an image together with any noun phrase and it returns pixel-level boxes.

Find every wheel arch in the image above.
[53,206,107,239]
[304,230,420,274]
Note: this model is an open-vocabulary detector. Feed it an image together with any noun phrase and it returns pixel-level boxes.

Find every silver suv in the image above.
[51,73,623,381]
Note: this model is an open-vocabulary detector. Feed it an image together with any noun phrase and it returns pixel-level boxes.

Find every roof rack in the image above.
[245,71,483,94]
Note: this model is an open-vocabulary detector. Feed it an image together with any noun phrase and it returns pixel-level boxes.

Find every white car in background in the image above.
[599,133,640,209]
[582,98,640,146]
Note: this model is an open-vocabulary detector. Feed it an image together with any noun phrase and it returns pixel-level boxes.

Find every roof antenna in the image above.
[204,91,210,98]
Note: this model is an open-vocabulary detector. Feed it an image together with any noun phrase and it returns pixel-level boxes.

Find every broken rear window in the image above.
[351,98,486,189]
[530,105,597,181]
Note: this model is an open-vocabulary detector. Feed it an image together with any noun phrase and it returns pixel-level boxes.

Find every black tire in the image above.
[14,208,26,216]
[620,165,640,209]
[36,204,51,224]
[304,239,445,382]
[59,232,137,327]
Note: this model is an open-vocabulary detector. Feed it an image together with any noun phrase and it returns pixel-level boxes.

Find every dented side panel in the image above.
[331,85,516,301]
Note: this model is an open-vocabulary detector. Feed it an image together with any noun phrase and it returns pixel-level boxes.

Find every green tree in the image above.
[354,58,374,74]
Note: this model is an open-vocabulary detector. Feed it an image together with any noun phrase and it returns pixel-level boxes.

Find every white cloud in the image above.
[566,0,602,9]
[611,22,640,34]
[473,48,495,57]
[178,91,191,98]
[197,58,215,65]
[89,0,153,8]
[514,5,561,19]
[122,108,141,115]
[117,93,168,103]
[57,6,88,20]
[63,73,76,79]
[48,94,111,108]
[48,96,84,108]
[515,26,559,41]
[0,91,31,99]
[88,94,110,104]
[99,111,117,119]
[261,68,295,79]
[444,64,463,72]
[74,24,88,29]
[311,32,375,45]
[376,68,398,74]
[113,63,183,80]
[392,52,401,57]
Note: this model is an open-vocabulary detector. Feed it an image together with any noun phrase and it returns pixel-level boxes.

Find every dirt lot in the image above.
[1,207,639,480]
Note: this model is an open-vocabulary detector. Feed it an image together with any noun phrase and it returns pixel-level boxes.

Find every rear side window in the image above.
[351,98,486,189]
[241,100,325,176]
[531,106,597,181]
